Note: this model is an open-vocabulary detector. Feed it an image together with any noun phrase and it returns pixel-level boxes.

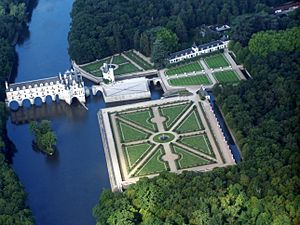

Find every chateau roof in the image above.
[8,76,60,90]
[168,40,224,60]
[7,71,83,91]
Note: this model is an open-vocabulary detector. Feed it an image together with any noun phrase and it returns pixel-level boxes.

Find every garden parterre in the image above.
[100,96,235,190]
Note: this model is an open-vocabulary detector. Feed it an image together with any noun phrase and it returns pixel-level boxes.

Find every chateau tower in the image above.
[101,63,115,83]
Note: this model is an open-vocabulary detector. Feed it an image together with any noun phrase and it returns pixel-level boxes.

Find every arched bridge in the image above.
[5,70,86,108]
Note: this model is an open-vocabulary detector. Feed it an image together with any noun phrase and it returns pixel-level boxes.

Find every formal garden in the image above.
[165,52,243,87]
[165,61,203,76]
[123,50,154,70]
[78,50,154,77]
[204,53,229,69]
[168,74,212,86]
[213,70,240,83]
[105,99,226,184]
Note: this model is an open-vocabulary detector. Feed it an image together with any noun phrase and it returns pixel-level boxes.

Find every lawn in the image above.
[173,145,211,169]
[119,109,157,131]
[112,54,128,64]
[213,70,240,83]
[166,62,203,76]
[124,143,153,169]
[175,109,204,133]
[80,57,111,73]
[180,134,214,157]
[168,74,212,86]
[92,70,103,77]
[118,121,149,143]
[114,62,141,75]
[124,51,153,70]
[204,54,229,69]
[136,147,167,176]
[159,102,191,129]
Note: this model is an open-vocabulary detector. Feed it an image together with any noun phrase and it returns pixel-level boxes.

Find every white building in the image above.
[92,77,151,103]
[5,70,86,107]
[101,63,115,83]
[168,39,229,64]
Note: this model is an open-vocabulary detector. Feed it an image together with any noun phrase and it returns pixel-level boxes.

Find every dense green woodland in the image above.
[0,0,35,224]
[82,1,300,224]
[68,0,297,64]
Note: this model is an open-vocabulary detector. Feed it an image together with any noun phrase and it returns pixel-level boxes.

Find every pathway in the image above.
[224,49,247,80]
[100,95,236,191]
[122,53,144,71]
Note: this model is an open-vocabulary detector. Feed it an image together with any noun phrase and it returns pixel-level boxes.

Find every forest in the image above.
[0,0,35,224]
[89,1,300,225]
[68,0,296,64]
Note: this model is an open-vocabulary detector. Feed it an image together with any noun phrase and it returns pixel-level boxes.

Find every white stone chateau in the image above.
[5,70,86,107]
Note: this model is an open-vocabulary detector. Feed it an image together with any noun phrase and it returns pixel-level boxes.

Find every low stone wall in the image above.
[72,61,102,83]
[72,60,157,83]
[97,111,122,192]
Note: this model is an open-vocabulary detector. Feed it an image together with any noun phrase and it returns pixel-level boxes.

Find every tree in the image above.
[139,33,151,56]
[174,17,187,42]
[151,38,168,68]
[156,28,178,53]
[133,30,140,50]
[29,120,57,155]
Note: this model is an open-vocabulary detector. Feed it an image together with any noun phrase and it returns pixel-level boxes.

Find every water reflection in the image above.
[10,100,87,124]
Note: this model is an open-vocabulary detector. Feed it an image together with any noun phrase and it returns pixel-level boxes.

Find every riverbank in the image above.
[0,0,37,224]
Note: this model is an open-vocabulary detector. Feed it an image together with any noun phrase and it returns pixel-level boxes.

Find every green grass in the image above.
[160,103,191,129]
[166,62,203,76]
[136,147,167,176]
[112,54,128,64]
[213,70,240,83]
[92,70,103,77]
[118,121,149,143]
[114,62,141,75]
[168,74,212,86]
[173,145,212,169]
[124,51,153,70]
[119,109,157,131]
[204,54,229,69]
[124,143,153,169]
[180,134,214,157]
[80,58,111,73]
[175,109,204,133]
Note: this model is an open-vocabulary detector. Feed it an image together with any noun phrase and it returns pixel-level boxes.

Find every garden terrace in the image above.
[213,70,240,83]
[123,50,154,70]
[168,74,212,86]
[99,96,235,191]
[204,53,229,69]
[165,61,203,76]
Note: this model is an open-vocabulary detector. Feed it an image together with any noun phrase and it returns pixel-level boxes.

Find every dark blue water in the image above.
[6,1,162,225]
[208,93,242,162]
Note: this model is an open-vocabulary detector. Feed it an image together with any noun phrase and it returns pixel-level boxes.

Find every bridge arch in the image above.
[45,95,54,104]
[34,96,43,106]
[70,96,80,105]
[22,98,32,108]
[94,89,103,96]
[9,100,19,111]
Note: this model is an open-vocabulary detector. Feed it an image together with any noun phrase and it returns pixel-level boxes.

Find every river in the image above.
[6,0,162,225]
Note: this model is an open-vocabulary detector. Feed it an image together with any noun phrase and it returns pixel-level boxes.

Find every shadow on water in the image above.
[10,101,87,125]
